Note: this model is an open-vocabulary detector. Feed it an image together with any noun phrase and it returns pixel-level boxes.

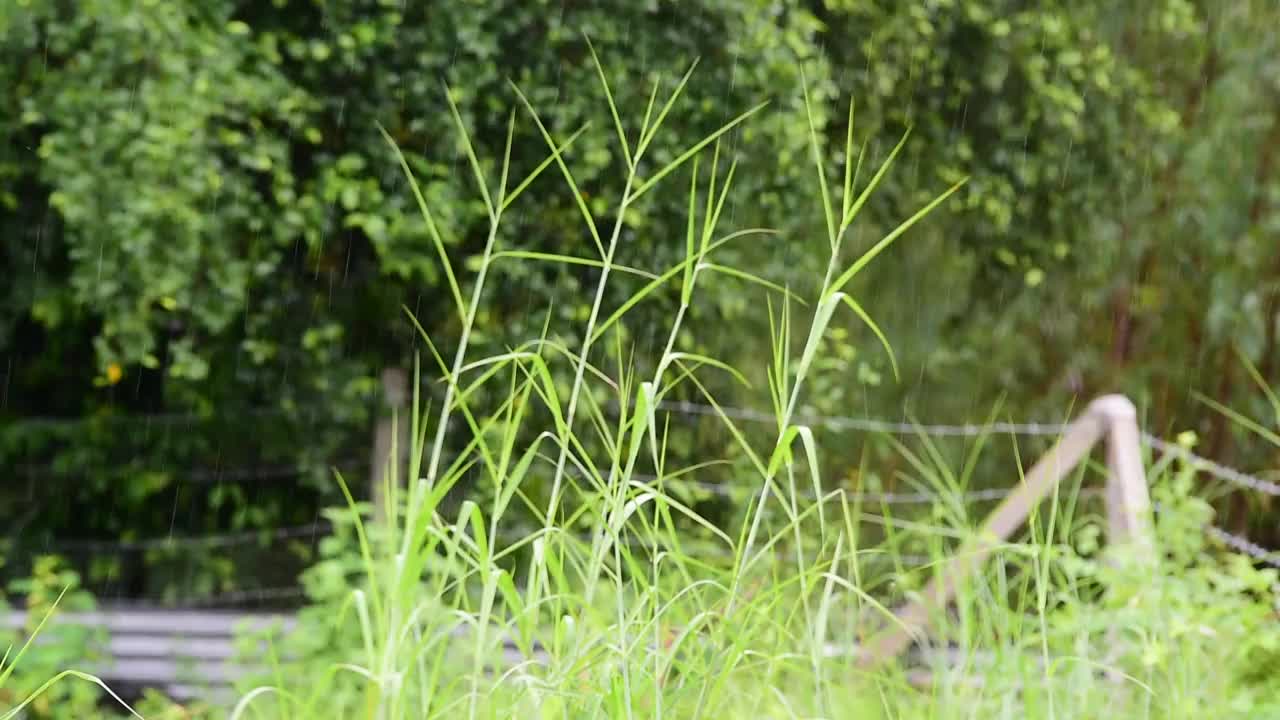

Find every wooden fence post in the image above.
[1090,395,1155,683]
[371,367,408,522]
[1090,395,1154,557]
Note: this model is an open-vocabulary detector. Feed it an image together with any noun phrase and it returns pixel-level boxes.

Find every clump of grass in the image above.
[222,45,968,720]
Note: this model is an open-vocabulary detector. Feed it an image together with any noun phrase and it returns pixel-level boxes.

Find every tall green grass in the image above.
[219,51,1275,720]
[7,49,1280,720]
[228,48,973,719]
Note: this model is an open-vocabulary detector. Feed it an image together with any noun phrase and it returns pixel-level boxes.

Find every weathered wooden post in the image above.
[858,394,1153,667]
[1091,395,1154,684]
[1092,395,1153,556]
[371,367,408,522]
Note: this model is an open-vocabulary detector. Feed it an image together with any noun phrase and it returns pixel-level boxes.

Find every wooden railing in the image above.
[859,394,1154,666]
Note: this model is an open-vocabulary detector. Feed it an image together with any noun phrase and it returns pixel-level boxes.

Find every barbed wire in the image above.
[662,475,1033,505]
[1141,432,1280,497]
[1204,525,1280,569]
[118,525,1280,611]
[8,400,1278,596]
[654,399,1280,495]
[3,406,303,430]
[77,523,1274,611]
[11,458,368,486]
[653,400,1071,436]
[11,400,1273,497]
[37,523,329,553]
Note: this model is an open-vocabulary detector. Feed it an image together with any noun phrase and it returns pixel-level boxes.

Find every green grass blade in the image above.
[509,82,605,257]
[631,100,769,202]
[838,294,899,381]
[838,127,912,236]
[1196,391,1280,447]
[443,83,495,221]
[828,178,968,298]
[801,72,837,250]
[2,670,145,720]
[378,124,467,324]
[703,140,721,248]
[0,588,67,690]
[704,155,739,254]
[496,108,516,210]
[585,34,633,170]
[842,97,856,221]
[683,153,700,305]
[1236,346,1280,428]
[490,250,658,279]
[663,351,751,388]
[333,469,385,643]
[636,59,700,160]
[637,75,661,149]
[700,262,808,305]
[502,124,590,211]
[589,228,779,343]
[786,292,844,422]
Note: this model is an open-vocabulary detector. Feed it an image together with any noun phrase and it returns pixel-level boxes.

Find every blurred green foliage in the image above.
[0,0,825,595]
[0,556,101,717]
[2,0,1279,597]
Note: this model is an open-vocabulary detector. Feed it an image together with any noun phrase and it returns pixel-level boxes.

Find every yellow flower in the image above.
[106,362,123,385]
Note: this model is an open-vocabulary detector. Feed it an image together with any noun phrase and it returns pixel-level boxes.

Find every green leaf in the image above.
[509,83,605,258]
[838,294,900,381]
[379,125,467,325]
[502,124,590,211]
[828,178,968,298]
[585,34,633,171]
[490,250,657,280]
[631,100,769,202]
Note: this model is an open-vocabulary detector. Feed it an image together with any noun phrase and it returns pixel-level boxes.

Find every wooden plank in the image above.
[94,657,245,686]
[106,635,239,660]
[2,607,289,700]
[2,608,295,636]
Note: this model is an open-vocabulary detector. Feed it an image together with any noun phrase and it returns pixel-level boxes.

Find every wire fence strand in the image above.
[9,402,1279,600]
[1141,432,1280,497]
[653,400,1072,436]
[1204,525,1280,568]
[654,399,1280,496]
[37,523,330,553]
[167,586,310,608]
[3,406,303,430]
[12,458,368,486]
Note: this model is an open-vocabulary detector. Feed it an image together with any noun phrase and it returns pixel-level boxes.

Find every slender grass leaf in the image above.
[838,294,899,381]
[631,100,769,202]
[379,124,467,324]
[828,178,968,298]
